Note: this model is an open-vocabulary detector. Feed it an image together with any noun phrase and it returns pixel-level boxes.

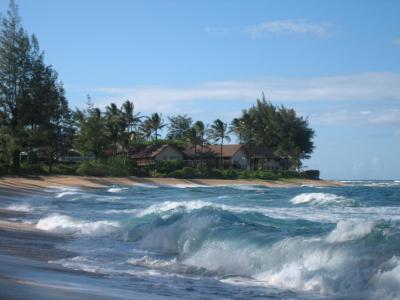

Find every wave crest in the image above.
[36,214,120,236]
[291,193,350,205]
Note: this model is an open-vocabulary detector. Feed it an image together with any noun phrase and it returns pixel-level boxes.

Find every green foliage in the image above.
[254,170,278,180]
[19,162,47,175]
[232,94,315,170]
[140,113,165,141]
[154,160,184,174]
[167,115,192,140]
[76,158,136,177]
[0,1,74,170]
[50,164,79,175]
[221,169,238,179]
[301,170,320,180]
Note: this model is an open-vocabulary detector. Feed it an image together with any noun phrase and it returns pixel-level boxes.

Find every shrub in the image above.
[76,158,137,177]
[256,170,278,180]
[237,170,251,179]
[277,170,301,179]
[51,163,79,175]
[301,170,320,180]
[222,169,238,179]
[19,162,47,175]
[154,160,184,174]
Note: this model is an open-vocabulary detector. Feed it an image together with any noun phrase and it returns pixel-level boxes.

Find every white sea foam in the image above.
[136,200,217,217]
[128,255,177,269]
[184,233,375,295]
[290,193,349,205]
[231,184,266,191]
[36,213,120,236]
[5,203,34,212]
[371,257,400,300]
[135,199,400,224]
[326,220,375,243]
[172,183,208,188]
[133,183,159,188]
[107,187,128,193]
[104,208,138,214]
[55,191,80,198]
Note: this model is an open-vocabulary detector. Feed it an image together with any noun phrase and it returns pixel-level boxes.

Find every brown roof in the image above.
[184,144,243,159]
[128,144,180,159]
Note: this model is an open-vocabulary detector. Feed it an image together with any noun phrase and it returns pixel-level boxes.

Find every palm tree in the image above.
[122,100,142,140]
[146,113,166,141]
[230,112,254,170]
[105,103,124,163]
[209,119,230,169]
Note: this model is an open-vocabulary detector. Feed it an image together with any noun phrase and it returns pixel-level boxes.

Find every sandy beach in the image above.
[0,175,344,191]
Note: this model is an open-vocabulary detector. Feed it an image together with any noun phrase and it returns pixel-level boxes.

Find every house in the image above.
[59,150,94,163]
[245,146,289,171]
[128,144,183,166]
[184,144,247,169]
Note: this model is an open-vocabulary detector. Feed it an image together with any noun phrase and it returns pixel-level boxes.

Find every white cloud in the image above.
[245,19,330,38]
[311,108,400,127]
[95,72,400,114]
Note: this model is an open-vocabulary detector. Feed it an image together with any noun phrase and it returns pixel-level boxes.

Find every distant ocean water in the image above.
[2,180,400,299]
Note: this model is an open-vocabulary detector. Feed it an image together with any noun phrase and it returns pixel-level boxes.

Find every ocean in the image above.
[2,180,400,299]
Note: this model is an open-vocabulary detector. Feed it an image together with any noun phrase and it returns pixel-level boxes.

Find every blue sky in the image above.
[1,0,399,180]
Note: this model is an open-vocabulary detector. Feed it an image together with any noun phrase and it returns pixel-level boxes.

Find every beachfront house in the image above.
[246,146,291,171]
[128,144,183,167]
[184,144,248,169]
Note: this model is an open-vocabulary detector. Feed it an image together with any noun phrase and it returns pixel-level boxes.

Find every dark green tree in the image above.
[74,102,108,160]
[167,114,192,140]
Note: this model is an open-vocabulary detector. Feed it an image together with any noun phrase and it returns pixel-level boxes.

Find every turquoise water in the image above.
[3,181,400,299]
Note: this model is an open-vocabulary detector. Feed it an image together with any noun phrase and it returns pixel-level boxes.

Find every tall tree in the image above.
[0,0,31,168]
[209,119,230,169]
[74,102,108,160]
[145,113,165,141]
[105,102,124,162]
[230,112,255,170]
[232,94,315,170]
[167,114,192,140]
[122,100,141,141]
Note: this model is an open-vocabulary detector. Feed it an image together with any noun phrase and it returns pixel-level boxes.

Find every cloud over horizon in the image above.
[96,72,400,106]
[246,19,330,38]
[206,19,331,38]
[90,72,400,127]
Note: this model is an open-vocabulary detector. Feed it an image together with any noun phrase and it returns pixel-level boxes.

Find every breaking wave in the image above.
[291,193,351,206]
[120,205,400,299]
[107,187,128,193]
[5,203,34,212]
[36,214,120,236]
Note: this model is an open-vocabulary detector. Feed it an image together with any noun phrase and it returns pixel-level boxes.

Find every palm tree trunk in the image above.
[220,137,223,169]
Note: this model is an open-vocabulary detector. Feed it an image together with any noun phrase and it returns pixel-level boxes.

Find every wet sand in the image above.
[0,209,178,299]
[0,175,344,193]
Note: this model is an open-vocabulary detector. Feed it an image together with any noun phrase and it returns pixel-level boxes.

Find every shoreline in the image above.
[0,175,344,249]
[0,175,345,192]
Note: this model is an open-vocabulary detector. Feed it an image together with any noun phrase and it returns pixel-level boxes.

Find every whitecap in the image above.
[36,213,120,236]
[136,200,216,217]
[290,193,350,205]
[55,191,80,198]
[104,208,138,214]
[326,220,375,243]
[5,203,34,212]
[107,187,128,193]
[133,183,159,188]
